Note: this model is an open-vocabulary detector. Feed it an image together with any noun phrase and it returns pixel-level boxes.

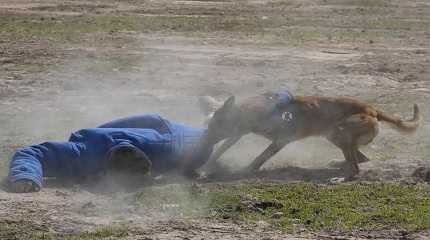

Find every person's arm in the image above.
[8,141,84,193]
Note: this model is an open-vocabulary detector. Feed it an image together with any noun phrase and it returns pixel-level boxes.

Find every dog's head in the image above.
[205,96,241,144]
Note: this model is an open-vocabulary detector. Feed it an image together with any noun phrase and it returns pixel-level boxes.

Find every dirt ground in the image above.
[0,0,429,239]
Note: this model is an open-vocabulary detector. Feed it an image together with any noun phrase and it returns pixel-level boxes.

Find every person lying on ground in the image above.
[4,114,216,193]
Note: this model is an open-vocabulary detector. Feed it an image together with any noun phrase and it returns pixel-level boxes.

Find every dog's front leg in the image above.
[206,135,242,167]
[246,140,288,172]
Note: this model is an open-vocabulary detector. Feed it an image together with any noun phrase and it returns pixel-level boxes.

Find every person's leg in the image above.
[7,141,87,193]
[105,145,152,175]
[98,114,171,134]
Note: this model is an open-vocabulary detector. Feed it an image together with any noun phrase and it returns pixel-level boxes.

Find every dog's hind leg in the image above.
[327,134,370,164]
[328,114,379,179]
[356,151,370,163]
[327,151,369,169]
[334,147,360,181]
[328,146,360,182]
[327,136,370,168]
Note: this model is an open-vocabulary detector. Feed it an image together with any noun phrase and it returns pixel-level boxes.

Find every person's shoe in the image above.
[9,179,40,193]
[107,145,152,175]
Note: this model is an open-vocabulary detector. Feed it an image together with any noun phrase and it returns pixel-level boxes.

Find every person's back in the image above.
[99,114,213,174]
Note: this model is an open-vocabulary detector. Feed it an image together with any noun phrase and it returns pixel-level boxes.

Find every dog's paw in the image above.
[204,161,231,177]
[10,180,40,193]
[183,169,203,180]
[236,167,257,178]
[196,171,209,181]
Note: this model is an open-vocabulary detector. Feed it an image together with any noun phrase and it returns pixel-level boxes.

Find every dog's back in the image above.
[282,96,375,136]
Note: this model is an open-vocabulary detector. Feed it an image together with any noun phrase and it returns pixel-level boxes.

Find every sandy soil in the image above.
[0,0,429,239]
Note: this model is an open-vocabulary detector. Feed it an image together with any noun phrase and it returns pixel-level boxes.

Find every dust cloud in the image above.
[0,37,250,225]
[1,33,425,230]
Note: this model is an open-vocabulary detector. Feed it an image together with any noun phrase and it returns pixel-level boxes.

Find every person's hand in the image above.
[10,179,40,193]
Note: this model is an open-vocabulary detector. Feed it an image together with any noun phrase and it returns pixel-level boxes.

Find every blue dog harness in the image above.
[258,90,294,136]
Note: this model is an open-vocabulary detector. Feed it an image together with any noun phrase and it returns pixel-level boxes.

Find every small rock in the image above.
[412,167,430,182]
[403,74,418,82]
[256,220,270,228]
[271,212,284,219]
[304,219,313,225]
[252,207,265,213]
[414,49,426,54]
[254,200,284,209]
[161,203,180,211]
[399,229,409,237]
[0,58,13,64]
[288,207,300,214]
[290,218,300,223]
[256,80,264,88]
[329,177,345,184]
[81,201,96,209]
[223,204,235,212]
[55,190,69,197]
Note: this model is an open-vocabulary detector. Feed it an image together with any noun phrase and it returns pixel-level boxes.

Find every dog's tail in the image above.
[377,104,420,134]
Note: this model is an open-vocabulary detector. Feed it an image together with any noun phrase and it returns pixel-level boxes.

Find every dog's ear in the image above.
[220,96,235,111]
[207,95,236,126]
[198,96,223,115]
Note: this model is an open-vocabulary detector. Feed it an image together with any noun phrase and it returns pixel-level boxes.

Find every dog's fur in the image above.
[205,93,420,180]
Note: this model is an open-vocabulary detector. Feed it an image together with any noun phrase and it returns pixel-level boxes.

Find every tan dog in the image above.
[204,92,420,180]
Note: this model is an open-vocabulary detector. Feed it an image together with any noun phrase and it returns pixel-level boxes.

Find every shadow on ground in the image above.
[202,166,344,183]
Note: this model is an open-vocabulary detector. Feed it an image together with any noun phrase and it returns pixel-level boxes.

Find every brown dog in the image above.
[205,92,420,180]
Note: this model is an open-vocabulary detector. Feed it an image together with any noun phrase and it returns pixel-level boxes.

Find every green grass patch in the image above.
[365,19,429,31]
[0,14,265,41]
[2,183,429,239]
[62,226,128,240]
[0,15,139,42]
[0,13,420,45]
[209,183,430,232]
[130,182,430,232]
[267,0,293,7]
[0,219,127,240]
[323,0,387,7]
[29,226,129,240]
